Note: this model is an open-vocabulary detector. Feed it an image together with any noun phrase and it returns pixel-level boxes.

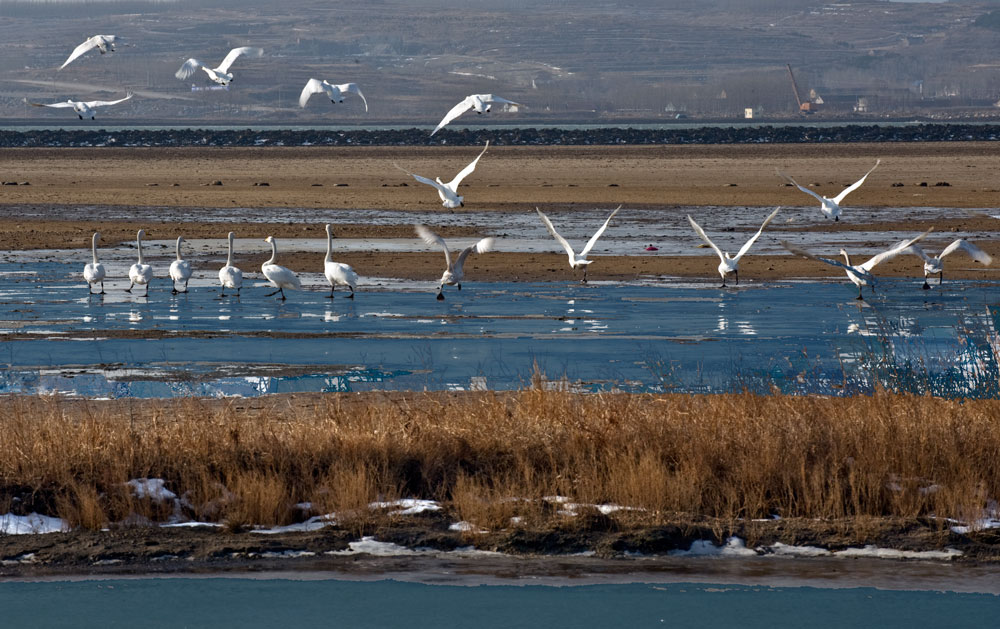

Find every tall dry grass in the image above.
[0,390,998,531]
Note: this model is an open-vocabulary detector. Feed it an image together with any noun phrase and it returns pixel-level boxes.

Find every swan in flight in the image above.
[688,207,781,287]
[126,229,153,296]
[219,231,243,298]
[262,236,301,300]
[431,94,521,135]
[898,239,992,289]
[26,92,132,120]
[781,229,931,300]
[324,224,358,298]
[83,232,106,295]
[299,79,368,111]
[60,35,118,70]
[536,206,620,283]
[175,46,263,86]
[779,160,880,221]
[415,225,494,300]
[168,236,192,294]
[396,142,489,208]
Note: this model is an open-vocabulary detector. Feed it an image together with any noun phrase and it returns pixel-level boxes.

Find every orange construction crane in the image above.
[786,64,813,113]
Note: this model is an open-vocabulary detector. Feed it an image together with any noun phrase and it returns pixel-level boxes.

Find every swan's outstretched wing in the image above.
[217,46,262,73]
[779,171,828,206]
[454,237,495,274]
[938,239,992,265]
[780,241,851,271]
[175,58,207,80]
[687,215,725,262]
[26,99,76,109]
[896,242,934,263]
[447,141,489,189]
[60,36,101,70]
[580,205,621,257]
[415,224,452,270]
[832,160,880,205]
[85,92,132,108]
[298,78,327,108]
[734,206,781,261]
[430,96,474,136]
[335,83,368,111]
[536,207,579,261]
[396,164,451,197]
[860,228,932,271]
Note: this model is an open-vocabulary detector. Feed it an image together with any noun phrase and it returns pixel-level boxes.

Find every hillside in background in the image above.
[1,0,1000,125]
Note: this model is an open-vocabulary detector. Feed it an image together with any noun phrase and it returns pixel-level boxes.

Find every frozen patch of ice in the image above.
[1,553,38,565]
[951,518,1000,535]
[449,521,488,533]
[765,542,831,557]
[252,514,337,534]
[326,537,425,556]
[127,478,177,502]
[0,512,68,535]
[160,521,223,529]
[669,536,758,557]
[369,498,441,515]
[833,545,963,560]
[250,550,316,559]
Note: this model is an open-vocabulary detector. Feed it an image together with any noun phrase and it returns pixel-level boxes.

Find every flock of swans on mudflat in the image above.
[37,36,995,302]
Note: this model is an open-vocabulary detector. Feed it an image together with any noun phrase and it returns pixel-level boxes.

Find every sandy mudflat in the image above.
[1,142,999,281]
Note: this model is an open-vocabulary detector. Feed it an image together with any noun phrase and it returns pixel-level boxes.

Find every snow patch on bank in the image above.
[0,513,68,535]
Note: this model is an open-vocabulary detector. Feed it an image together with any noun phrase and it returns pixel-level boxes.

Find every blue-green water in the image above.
[0,578,996,627]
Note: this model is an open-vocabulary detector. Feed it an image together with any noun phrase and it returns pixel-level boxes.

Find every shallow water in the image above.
[0,260,996,398]
[0,577,996,628]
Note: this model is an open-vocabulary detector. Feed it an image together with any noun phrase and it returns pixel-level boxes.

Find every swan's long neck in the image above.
[91,234,99,264]
[136,233,144,265]
[226,234,235,266]
[175,237,183,261]
[266,239,277,265]
[841,251,852,267]
[325,227,333,263]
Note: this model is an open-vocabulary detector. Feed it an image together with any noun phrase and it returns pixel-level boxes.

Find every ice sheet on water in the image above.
[833,545,963,560]
[252,514,337,535]
[326,537,428,556]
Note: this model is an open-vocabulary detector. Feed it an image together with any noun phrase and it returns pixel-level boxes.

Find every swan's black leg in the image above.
[457,284,462,290]
[265,289,281,297]
[99,281,105,295]
[125,282,133,293]
[279,288,286,301]
[327,285,335,299]
[922,277,930,290]
[436,286,445,301]
[348,286,355,299]
[939,271,944,286]
[735,270,739,285]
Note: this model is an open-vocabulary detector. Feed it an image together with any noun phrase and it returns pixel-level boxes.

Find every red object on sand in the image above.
[644,245,659,251]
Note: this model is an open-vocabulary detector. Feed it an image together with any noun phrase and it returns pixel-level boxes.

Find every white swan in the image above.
[779,160,880,221]
[127,229,153,296]
[687,207,781,287]
[898,239,992,289]
[175,46,263,86]
[219,231,243,298]
[60,35,118,70]
[26,92,132,120]
[261,236,301,300]
[536,205,620,283]
[431,94,521,136]
[396,142,489,208]
[299,79,368,111]
[781,228,931,300]
[415,225,494,300]
[168,236,192,294]
[324,224,358,299]
[83,231,105,295]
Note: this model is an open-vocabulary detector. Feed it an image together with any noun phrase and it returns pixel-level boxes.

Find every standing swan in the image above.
[262,236,301,300]
[83,231,106,295]
[168,236,192,294]
[324,224,358,299]
[415,224,494,300]
[126,229,153,296]
[687,207,781,287]
[218,231,243,298]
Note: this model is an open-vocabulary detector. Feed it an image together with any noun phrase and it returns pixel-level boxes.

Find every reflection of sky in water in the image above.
[0,262,997,398]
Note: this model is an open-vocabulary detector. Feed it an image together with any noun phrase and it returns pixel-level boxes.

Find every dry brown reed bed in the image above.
[1,389,998,538]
